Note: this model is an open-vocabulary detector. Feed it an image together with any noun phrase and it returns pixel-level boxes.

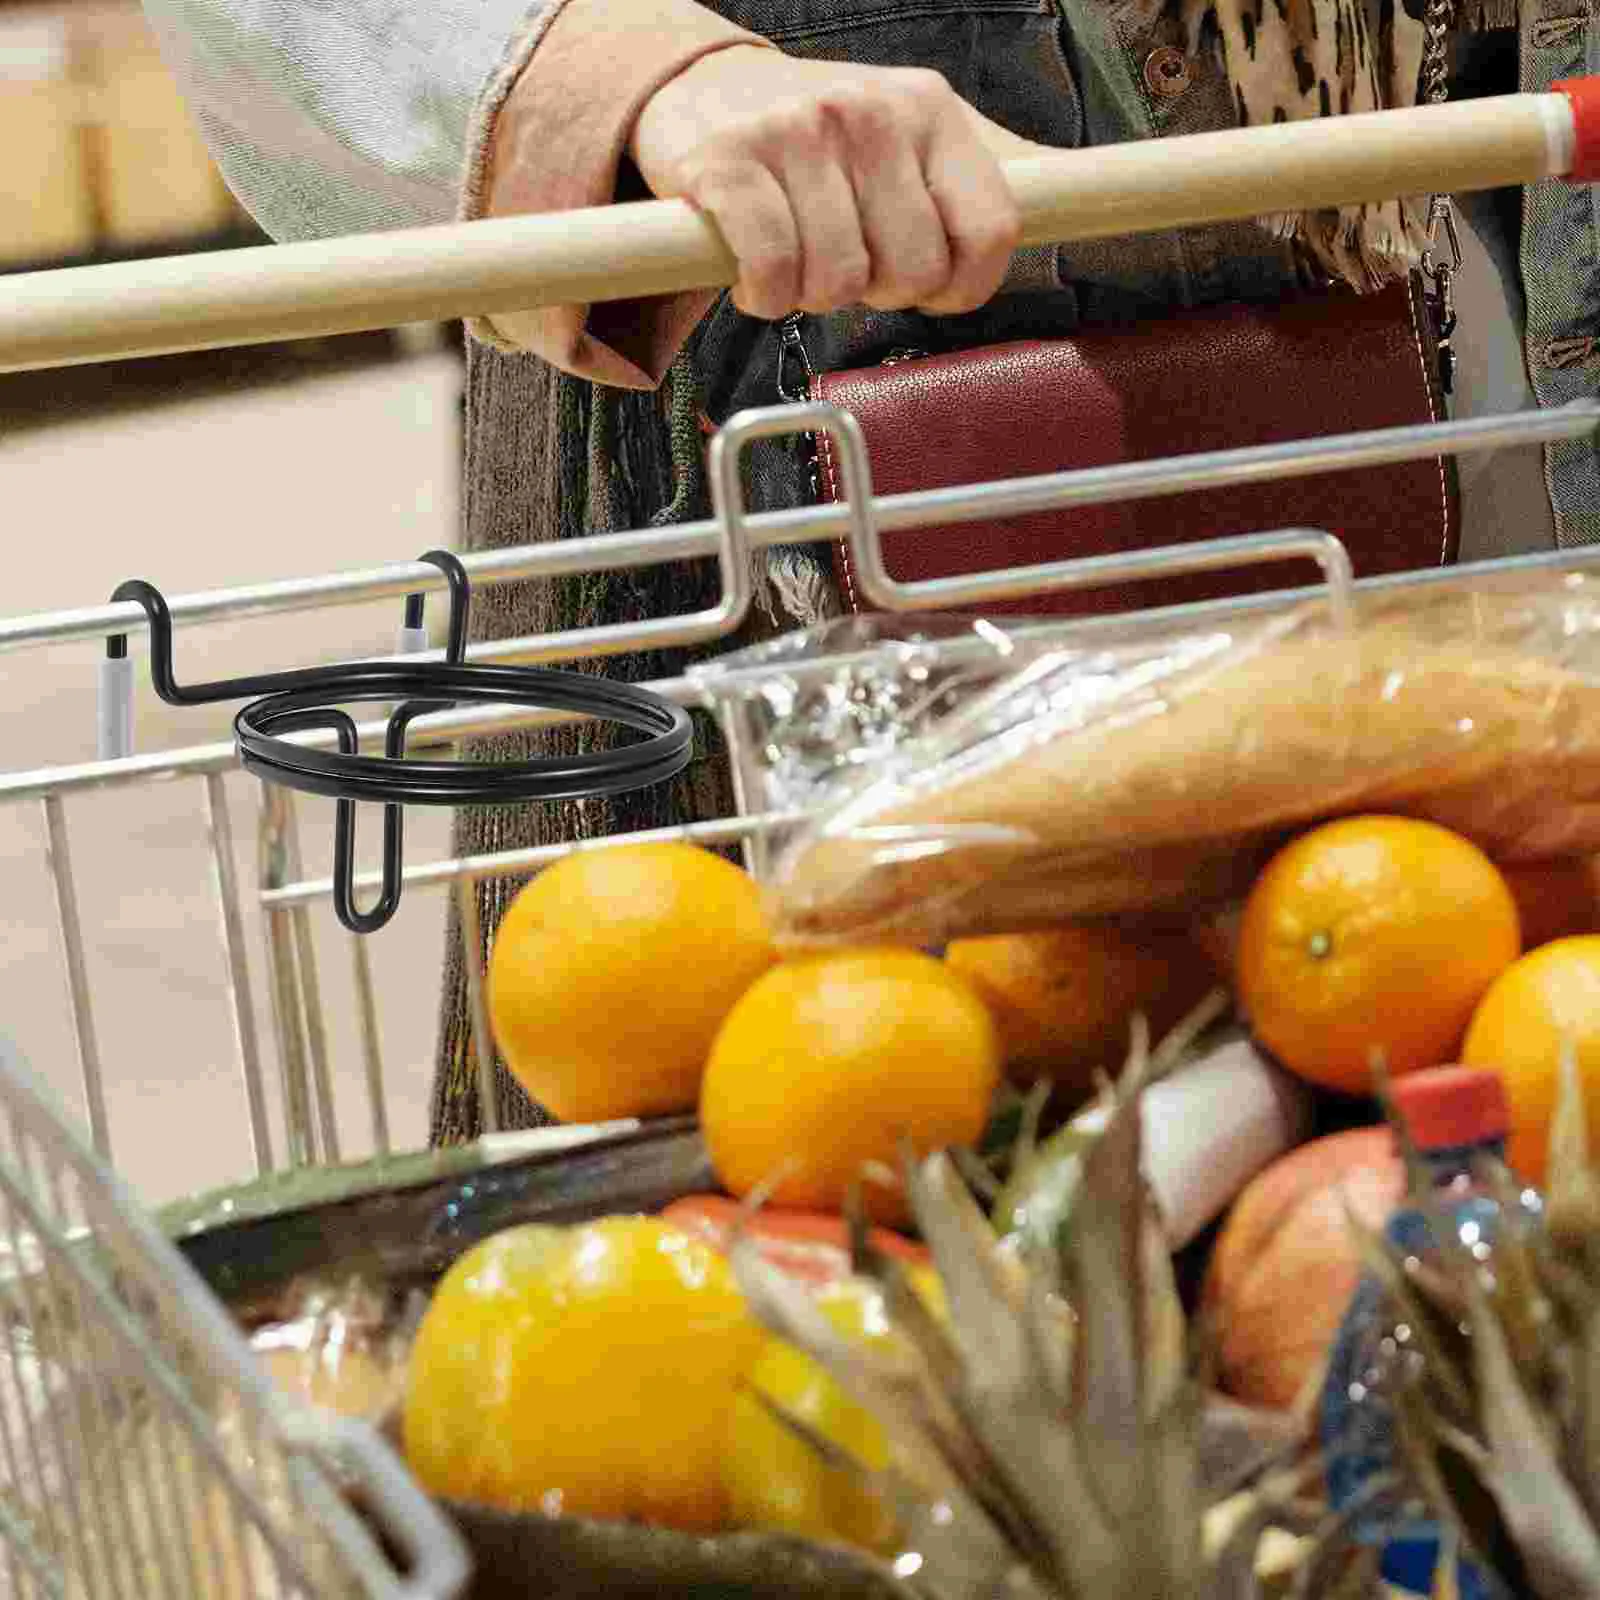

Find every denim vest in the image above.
[691,0,1307,511]
[694,0,1594,537]
[1518,4,1600,544]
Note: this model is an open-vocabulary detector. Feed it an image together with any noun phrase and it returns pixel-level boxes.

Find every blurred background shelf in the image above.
[0,0,461,411]
[2,0,241,267]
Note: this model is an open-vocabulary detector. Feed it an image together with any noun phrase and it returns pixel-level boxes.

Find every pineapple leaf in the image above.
[1391,1382,1517,1593]
[1284,1471,1398,1600]
[1015,1080,1053,1171]
[745,1382,878,1480]
[844,1198,971,1423]
[1198,1393,1309,1504]
[1198,1487,1279,1600]
[912,1152,1127,1588]
[950,1146,1002,1206]
[729,1233,988,1515]
[1061,1060,1148,1460]
[909,1154,1032,1384]
[1547,1043,1600,1275]
[1019,1259,1072,1408]
[1148,989,1233,1082]
[1432,1526,1461,1600]
[1458,1269,1600,1600]
[1574,1298,1600,1532]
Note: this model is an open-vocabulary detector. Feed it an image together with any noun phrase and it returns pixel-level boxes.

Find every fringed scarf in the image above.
[1162,0,1517,287]
[429,350,743,1142]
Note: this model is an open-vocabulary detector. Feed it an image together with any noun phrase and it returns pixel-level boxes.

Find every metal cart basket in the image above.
[0,82,1597,1600]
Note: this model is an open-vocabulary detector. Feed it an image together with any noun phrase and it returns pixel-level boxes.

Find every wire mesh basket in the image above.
[0,1033,468,1599]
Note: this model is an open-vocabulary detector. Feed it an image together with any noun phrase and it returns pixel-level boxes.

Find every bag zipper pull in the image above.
[776,313,814,403]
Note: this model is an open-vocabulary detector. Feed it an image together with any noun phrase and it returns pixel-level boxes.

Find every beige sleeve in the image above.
[462,0,775,390]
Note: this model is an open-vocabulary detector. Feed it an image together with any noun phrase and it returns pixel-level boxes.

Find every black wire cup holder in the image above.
[107,552,693,933]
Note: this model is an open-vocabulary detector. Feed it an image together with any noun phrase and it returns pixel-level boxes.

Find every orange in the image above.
[1499,858,1600,951]
[488,842,774,1121]
[700,948,1001,1223]
[1237,816,1520,1095]
[1462,935,1600,1183]
[945,923,1215,1097]
[402,1218,762,1528]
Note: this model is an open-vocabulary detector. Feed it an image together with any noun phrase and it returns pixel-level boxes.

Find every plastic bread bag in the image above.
[692,566,1600,950]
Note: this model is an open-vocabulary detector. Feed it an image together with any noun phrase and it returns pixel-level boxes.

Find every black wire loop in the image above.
[108,559,694,934]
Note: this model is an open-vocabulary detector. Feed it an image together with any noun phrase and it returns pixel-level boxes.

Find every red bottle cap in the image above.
[1556,77,1600,184]
[1391,1066,1508,1151]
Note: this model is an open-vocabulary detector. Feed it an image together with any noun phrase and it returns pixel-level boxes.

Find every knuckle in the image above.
[891,66,953,107]
[685,156,760,203]
[964,213,1021,260]
[746,245,800,287]
[827,255,873,302]
[905,265,952,302]
[776,100,831,154]
[829,86,896,141]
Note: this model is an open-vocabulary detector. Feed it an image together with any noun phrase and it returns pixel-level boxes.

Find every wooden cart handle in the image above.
[0,85,1592,373]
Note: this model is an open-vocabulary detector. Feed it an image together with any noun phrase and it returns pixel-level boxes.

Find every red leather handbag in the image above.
[811,276,1457,619]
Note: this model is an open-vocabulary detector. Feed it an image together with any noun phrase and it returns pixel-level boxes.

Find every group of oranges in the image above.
[486,819,1600,1213]
[486,840,1004,1223]
[1237,814,1600,1181]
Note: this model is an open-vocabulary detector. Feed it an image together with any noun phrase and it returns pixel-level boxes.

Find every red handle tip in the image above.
[1556,76,1600,182]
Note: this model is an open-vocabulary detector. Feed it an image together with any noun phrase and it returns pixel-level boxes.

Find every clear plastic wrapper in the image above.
[248,1276,418,1426]
[694,569,1600,950]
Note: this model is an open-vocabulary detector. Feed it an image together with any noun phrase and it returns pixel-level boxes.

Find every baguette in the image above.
[768,584,1600,948]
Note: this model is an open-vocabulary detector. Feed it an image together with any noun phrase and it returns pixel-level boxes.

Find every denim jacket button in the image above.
[1144,46,1195,97]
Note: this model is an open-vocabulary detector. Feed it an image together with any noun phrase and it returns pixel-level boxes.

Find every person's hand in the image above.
[629,46,1028,321]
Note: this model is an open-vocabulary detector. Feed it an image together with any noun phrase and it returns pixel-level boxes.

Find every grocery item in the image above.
[725,1281,900,1551]
[1374,1062,1600,1600]
[1320,1068,1535,1598]
[250,1278,414,1424]
[728,1037,1313,1598]
[998,1029,1311,1256]
[660,1194,930,1285]
[701,581,1600,950]
[1237,817,1519,1093]
[700,948,1000,1223]
[944,923,1215,1095]
[403,1217,762,1529]
[1462,933,1600,1182]
[1205,1126,1403,1410]
[489,842,774,1122]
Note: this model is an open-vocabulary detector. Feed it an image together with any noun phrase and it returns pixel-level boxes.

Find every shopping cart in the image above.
[0,81,1597,1600]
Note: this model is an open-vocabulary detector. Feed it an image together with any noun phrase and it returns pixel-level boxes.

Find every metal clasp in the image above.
[775,313,815,404]
[1422,197,1462,396]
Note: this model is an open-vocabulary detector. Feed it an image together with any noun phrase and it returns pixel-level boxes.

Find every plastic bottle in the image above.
[1318,1066,1542,1599]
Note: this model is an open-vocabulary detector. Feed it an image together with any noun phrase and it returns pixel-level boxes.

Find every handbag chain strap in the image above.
[1421,0,1462,393]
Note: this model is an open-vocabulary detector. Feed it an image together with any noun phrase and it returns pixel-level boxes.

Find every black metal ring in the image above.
[235,662,692,804]
[237,661,692,932]
[110,566,694,935]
